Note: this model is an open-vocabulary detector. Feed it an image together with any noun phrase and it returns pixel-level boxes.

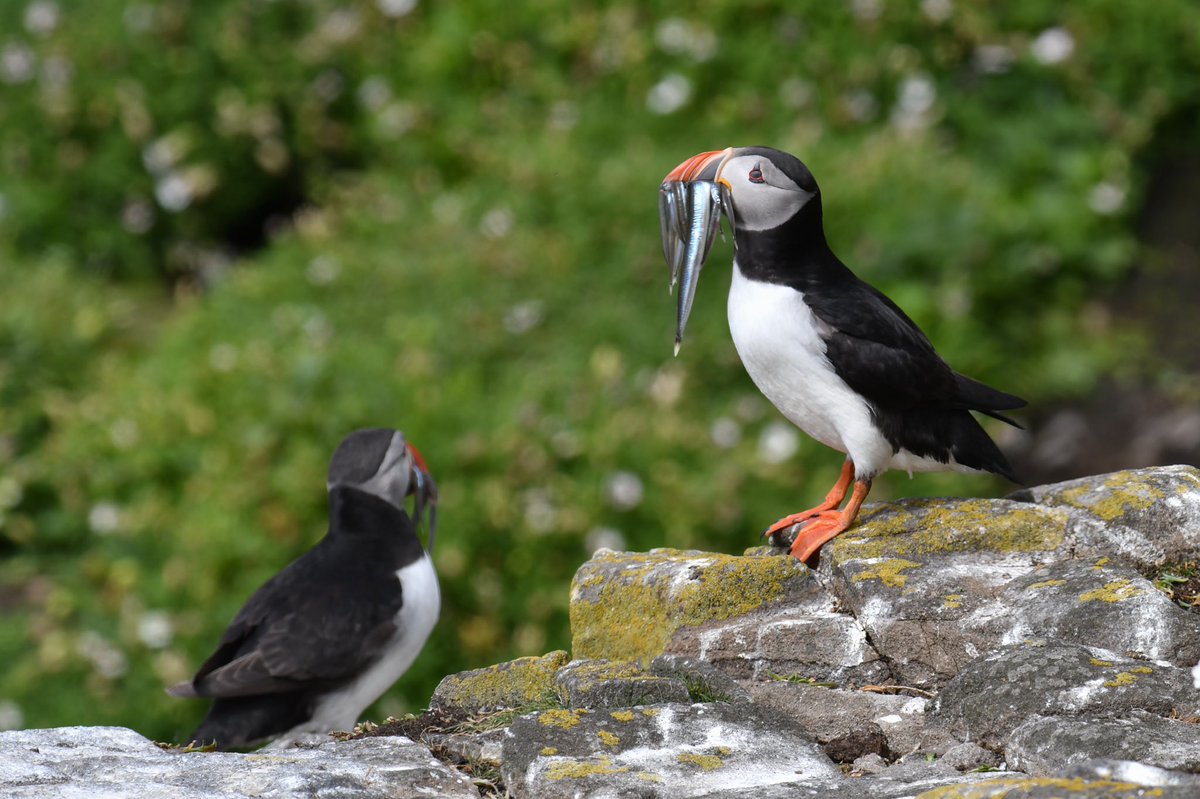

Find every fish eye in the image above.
[748,164,765,184]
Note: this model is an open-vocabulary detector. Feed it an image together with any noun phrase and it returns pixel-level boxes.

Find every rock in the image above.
[914,776,1200,798]
[852,753,888,775]
[500,702,841,798]
[747,681,927,756]
[1000,559,1200,665]
[431,650,569,714]
[939,742,1000,772]
[823,724,891,763]
[820,498,1070,688]
[1060,758,1200,786]
[932,641,1200,749]
[426,726,507,768]
[0,725,478,799]
[649,654,753,703]
[554,659,690,708]
[569,548,816,664]
[1006,713,1200,777]
[665,593,889,685]
[1011,465,1200,568]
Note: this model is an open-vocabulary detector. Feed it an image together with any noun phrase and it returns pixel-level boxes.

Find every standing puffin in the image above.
[168,427,440,750]
[660,147,1024,563]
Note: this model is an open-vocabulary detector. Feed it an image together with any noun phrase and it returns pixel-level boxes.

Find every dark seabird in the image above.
[660,147,1024,562]
[169,427,440,749]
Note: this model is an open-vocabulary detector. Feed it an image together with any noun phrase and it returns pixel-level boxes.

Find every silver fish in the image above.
[659,178,727,356]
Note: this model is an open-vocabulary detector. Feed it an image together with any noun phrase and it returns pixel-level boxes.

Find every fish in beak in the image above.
[406,443,438,552]
[658,148,736,356]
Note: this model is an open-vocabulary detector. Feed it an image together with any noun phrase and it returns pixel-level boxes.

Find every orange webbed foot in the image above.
[786,510,855,563]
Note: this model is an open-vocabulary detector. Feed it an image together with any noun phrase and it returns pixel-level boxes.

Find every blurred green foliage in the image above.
[0,0,1197,744]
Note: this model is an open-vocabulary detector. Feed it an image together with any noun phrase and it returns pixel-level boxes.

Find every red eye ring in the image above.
[749,165,765,183]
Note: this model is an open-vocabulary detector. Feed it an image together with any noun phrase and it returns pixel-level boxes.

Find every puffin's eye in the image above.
[748,165,765,184]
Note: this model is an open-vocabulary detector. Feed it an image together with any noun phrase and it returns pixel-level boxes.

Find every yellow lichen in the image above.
[1130,665,1153,674]
[830,499,1068,563]
[597,730,620,747]
[637,772,663,783]
[1089,657,1113,667]
[570,549,810,662]
[1079,579,1145,603]
[1028,579,1067,590]
[676,752,725,771]
[942,594,963,609]
[540,747,559,756]
[436,651,568,710]
[538,709,590,729]
[1057,474,1165,522]
[1094,557,1110,568]
[1103,672,1139,688]
[917,776,1163,798]
[642,708,660,717]
[851,558,922,588]
[610,710,635,722]
[545,756,630,781]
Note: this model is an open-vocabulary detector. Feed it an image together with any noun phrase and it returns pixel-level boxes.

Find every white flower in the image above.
[88,503,121,535]
[1088,182,1125,215]
[378,0,417,17]
[758,422,799,464]
[606,471,645,511]
[1031,27,1074,65]
[710,417,742,449]
[647,73,692,115]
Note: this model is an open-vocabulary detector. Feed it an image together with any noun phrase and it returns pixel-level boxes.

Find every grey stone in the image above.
[939,741,1000,772]
[0,725,478,799]
[649,653,752,703]
[1007,713,1200,777]
[1000,559,1200,665]
[431,650,568,714]
[747,681,926,756]
[1011,465,1200,568]
[554,659,691,708]
[665,595,891,685]
[1059,758,1200,786]
[500,702,841,798]
[425,726,507,768]
[823,499,1070,688]
[689,768,1026,799]
[902,776,1200,798]
[851,753,888,775]
[931,641,1200,749]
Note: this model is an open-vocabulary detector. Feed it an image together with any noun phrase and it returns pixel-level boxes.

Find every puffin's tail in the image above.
[953,373,1026,429]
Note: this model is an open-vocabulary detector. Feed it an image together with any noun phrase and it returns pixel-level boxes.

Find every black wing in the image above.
[804,277,1025,420]
[189,536,404,698]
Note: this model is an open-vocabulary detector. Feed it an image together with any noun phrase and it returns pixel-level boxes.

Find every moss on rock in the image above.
[569,549,811,663]
[431,651,569,714]
[829,499,1068,564]
[916,776,1166,798]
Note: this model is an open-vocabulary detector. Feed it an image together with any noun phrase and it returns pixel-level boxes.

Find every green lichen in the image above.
[545,756,630,781]
[830,499,1067,563]
[570,549,810,662]
[540,746,559,756]
[597,730,620,747]
[1056,473,1166,522]
[1028,579,1067,590]
[676,752,725,771]
[610,710,635,722]
[435,650,569,711]
[917,776,1163,798]
[1079,579,1145,603]
[538,708,590,729]
[851,558,921,588]
[942,594,963,609]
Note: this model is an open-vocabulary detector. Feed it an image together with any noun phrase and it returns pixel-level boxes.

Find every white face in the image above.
[348,431,414,509]
[718,153,815,232]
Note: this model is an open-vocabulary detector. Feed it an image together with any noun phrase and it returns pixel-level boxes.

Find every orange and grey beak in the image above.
[659,148,736,356]
[406,442,438,551]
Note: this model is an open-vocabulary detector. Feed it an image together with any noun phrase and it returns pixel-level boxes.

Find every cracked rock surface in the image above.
[8,466,1200,798]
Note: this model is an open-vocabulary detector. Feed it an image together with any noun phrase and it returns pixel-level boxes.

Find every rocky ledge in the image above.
[5,466,1200,798]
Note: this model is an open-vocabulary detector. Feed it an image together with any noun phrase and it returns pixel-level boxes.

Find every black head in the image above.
[328,428,438,548]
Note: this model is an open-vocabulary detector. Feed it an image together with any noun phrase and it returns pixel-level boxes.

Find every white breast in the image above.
[277,554,441,743]
[726,262,893,476]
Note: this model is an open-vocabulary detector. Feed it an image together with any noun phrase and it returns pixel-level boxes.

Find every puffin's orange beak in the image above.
[663,149,732,184]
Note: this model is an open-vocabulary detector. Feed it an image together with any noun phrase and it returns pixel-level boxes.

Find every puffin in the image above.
[168,427,440,750]
[660,147,1025,563]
